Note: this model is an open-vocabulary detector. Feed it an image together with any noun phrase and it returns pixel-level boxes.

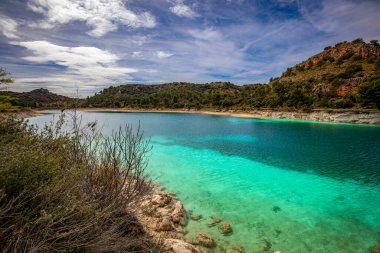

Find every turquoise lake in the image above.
[28,111,380,253]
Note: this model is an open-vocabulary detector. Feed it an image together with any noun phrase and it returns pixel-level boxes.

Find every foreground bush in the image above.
[0,113,161,253]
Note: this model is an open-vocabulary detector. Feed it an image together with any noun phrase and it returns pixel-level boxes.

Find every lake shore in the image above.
[0,110,44,119]
[79,108,380,124]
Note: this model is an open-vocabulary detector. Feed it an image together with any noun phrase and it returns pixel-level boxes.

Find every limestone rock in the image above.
[172,201,186,225]
[142,206,157,217]
[196,233,215,248]
[165,239,201,253]
[218,220,232,235]
[156,215,173,231]
[152,193,172,207]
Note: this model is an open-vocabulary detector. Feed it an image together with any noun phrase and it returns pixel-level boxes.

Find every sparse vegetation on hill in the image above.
[0,88,80,109]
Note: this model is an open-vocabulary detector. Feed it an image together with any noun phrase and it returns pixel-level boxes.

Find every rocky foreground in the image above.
[132,187,282,253]
[132,186,380,253]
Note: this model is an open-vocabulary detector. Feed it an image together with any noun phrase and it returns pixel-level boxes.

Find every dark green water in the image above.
[29,111,380,252]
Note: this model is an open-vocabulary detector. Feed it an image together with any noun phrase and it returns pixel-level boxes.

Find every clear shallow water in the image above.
[29,111,380,253]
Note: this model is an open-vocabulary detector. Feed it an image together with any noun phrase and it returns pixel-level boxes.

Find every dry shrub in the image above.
[0,112,162,253]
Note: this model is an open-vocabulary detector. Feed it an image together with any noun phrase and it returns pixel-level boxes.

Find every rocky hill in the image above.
[87,40,379,110]
[274,39,380,108]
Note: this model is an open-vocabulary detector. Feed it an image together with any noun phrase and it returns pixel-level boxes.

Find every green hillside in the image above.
[86,39,380,110]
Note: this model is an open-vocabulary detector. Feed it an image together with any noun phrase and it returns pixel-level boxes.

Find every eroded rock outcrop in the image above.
[164,239,201,253]
[132,189,196,253]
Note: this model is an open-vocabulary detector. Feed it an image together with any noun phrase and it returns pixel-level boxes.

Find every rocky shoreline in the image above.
[81,108,380,125]
[133,186,282,253]
[132,188,201,253]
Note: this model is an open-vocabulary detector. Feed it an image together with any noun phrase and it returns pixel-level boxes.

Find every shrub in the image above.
[375,60,380,70]
[359,78,380,108]
[338,64,363,78]
[336,58,344,66]
[295,65,305,72]
[328,98,354,108]
[331,78,344,88]
[338,51,354,62]
[352,38,364,44]
[350,55,362,61]
[322,73,336,82]
[370,40,379,46]
[0,113,161,253]
[282,68,295,77]
[316,59,325,67]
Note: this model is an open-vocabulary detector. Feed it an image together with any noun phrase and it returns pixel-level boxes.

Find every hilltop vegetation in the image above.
[87,39,380,110]
[0,89,79,111]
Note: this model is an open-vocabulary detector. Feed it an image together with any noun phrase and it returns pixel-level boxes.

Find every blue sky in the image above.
[0,0,379,97]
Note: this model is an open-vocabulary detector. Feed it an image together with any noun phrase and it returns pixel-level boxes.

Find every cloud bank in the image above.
[28,0,156,37]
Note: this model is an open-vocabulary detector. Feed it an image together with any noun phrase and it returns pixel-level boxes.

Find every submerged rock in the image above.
[196,233,215,248]
[255,239,272,252]
[371,245,380,253]
[207,215,222,227]
[273,229,282,237]
[210,215,221,222]
[226,245,245,253]
[165,239,201,253]
[218,220,233,235]
[272,206,281,213]
[191,213,203,221]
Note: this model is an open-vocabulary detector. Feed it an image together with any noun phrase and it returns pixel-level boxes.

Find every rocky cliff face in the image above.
[301,41,380,68]
[277,40,380,104]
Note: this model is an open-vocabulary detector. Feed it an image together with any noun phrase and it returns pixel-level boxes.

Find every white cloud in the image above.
[233,69,267,78]
[11,40,137,96]
[298,0,380,41]
[132,51,143,57]
[156,51,173,59]
[169,1,198,18]
[0,15,19,39]
[27,0,156,37]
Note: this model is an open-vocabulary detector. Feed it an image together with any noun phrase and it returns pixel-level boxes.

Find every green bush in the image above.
[359,78,380,108]
[338,64,363,79]
[0,96,20,112]
[328,98,354,108]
